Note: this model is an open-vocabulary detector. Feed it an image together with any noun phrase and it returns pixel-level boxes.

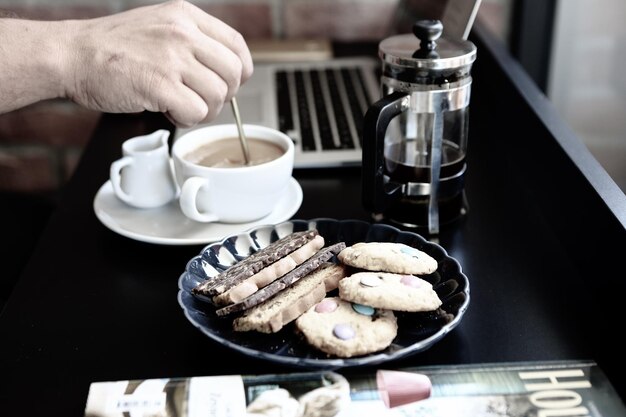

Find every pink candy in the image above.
[400,275,422,288]
[315,298,338,313]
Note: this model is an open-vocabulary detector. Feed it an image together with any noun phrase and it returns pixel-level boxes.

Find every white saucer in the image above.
[93,178,303,245]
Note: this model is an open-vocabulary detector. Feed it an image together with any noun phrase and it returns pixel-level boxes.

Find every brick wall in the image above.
[0,0,506,193]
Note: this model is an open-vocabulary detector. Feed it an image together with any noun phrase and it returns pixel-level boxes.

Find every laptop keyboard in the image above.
[275,67,374,153]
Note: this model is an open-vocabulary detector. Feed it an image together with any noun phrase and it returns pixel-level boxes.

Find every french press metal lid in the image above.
[380,20,476,74]
[363,20,477,234]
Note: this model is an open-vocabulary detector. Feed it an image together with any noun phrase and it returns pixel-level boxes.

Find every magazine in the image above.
[83,359,626,417]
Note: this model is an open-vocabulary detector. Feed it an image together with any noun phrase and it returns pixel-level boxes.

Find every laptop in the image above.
[173,57,381,168]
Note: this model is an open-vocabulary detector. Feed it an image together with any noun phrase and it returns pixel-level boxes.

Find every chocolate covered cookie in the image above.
[233,262,348,333]
[193,229,321,298]
[215,242,346,316]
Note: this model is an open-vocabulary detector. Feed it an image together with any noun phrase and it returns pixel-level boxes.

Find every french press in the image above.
[362,19,477,234]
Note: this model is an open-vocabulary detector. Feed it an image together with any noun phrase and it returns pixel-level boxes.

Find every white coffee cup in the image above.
[172,124,295,223]
[110,129,178,209]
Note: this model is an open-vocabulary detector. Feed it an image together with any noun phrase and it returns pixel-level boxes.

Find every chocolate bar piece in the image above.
[216,242,346,316]
[192,229,319,297]
[233,262,348,333]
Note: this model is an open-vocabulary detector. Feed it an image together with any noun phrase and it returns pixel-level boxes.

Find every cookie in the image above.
[233,263,348,333]
[213,234,325,306]
[338,272,442,312]
[193,229,320,298]
[216,242,346,316]
[295,297,397,358]
[337,242,437,275]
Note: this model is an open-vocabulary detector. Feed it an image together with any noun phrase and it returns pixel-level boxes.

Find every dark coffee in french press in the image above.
[362,19,477,234]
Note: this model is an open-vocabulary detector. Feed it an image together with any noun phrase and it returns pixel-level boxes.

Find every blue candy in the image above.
[400,245,420,258]
[352,303,375,316]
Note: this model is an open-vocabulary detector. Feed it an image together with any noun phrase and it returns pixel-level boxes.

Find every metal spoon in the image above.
[230,97,250,165]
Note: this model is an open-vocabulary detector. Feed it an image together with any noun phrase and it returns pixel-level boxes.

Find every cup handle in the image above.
[179,176,219,223]
[110,156,135,205]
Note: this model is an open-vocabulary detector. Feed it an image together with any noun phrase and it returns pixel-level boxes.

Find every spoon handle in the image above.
[230,97,251,165]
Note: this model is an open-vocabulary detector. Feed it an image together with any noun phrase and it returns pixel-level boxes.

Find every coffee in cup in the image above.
[183,137,284,168]
[172,124,295,223]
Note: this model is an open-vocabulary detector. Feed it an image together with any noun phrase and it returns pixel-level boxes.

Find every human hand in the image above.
[61,0,253,127]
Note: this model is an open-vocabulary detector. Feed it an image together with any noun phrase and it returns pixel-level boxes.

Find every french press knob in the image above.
[362,19,477,234]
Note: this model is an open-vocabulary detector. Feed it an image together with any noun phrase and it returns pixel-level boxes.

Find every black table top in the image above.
[1,23,625,415]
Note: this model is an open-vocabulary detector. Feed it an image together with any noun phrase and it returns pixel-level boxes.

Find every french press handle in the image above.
[362,91,410,213]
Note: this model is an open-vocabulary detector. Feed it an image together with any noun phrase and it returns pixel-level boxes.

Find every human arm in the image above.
[0,0,253,127]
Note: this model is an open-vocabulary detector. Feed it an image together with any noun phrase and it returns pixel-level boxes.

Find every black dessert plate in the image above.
[177,218,470,369]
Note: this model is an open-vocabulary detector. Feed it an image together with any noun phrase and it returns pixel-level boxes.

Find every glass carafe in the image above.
[362,19,476,234]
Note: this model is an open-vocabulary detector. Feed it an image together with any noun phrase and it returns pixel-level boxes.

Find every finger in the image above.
[183,2,253,81]
[190,31,243,98]
[181,61,229,122]
[158,81,209,128]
